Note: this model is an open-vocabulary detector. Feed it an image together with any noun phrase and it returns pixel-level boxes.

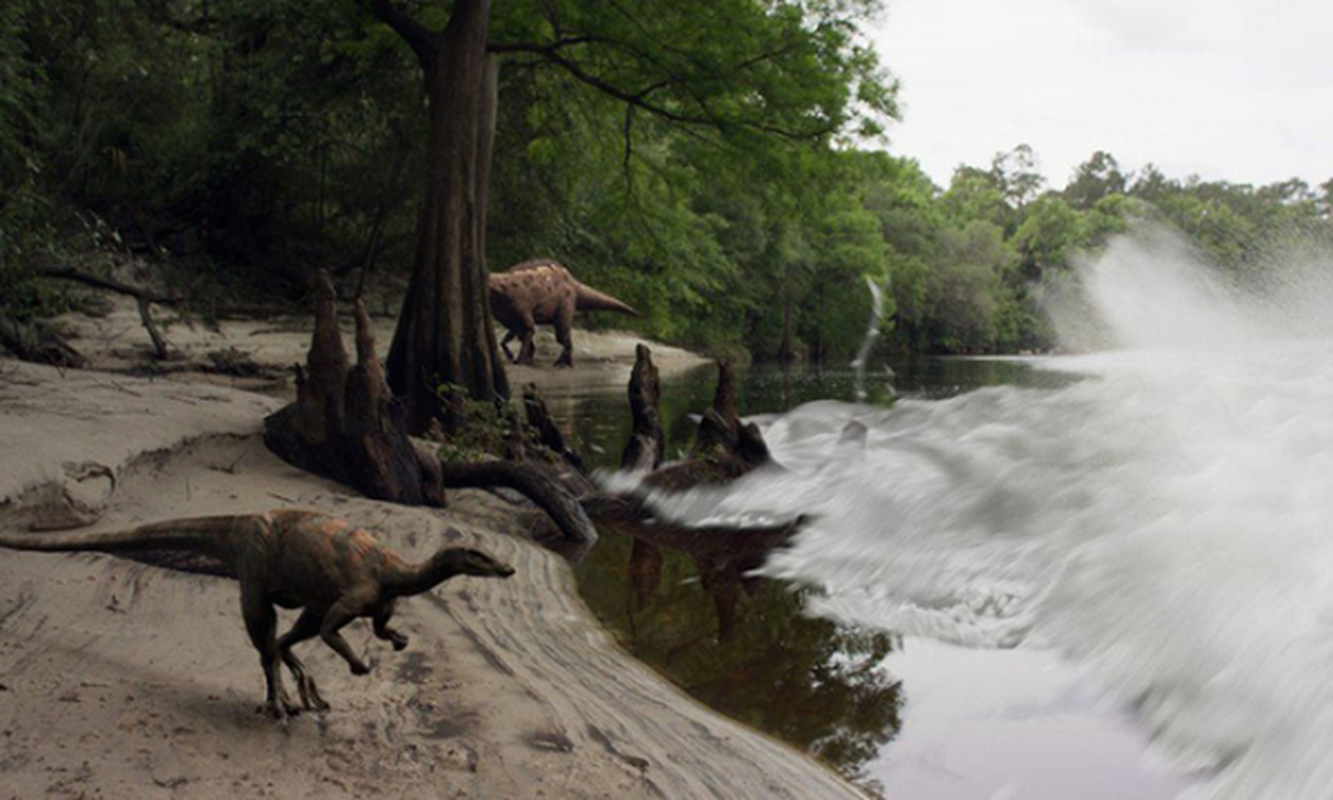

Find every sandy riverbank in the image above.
[0,302,856,798]
[49,293,710,396]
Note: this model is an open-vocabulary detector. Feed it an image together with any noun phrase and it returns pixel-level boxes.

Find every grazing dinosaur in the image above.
[0,510,514,719]
[488,259,639,367]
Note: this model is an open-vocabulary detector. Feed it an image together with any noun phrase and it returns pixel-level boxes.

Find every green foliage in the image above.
[433,383,516,462]
[0,0,51,315]
[1063,150,1128,210]
[8,1,1327,364]
[1011,195,1084,282]
[433,382,559,464]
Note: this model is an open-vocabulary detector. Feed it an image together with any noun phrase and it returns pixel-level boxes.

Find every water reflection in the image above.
[575,519,903,787]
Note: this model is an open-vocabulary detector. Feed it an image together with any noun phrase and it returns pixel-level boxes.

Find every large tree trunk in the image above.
[381,0,508,435]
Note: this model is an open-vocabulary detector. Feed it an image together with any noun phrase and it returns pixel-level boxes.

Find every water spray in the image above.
[851,276,895,402]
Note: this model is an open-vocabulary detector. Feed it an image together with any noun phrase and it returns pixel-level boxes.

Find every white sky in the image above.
[871,0,1333,191]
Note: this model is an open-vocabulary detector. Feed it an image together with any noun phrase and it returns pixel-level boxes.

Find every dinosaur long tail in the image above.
[0,514,255,562]
[575,283,639,316]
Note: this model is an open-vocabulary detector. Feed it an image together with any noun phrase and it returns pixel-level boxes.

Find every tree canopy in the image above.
[3,1,1331,368]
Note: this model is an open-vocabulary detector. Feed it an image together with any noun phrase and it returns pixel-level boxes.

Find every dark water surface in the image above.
[562,357,1071,470]
[565,358,1069,788]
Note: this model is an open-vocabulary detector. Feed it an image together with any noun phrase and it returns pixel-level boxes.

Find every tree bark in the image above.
[381,0,509,435]
[621,343,664,471]
[265,270,597,544]
[264,270,446,506]
[523,383,587,474]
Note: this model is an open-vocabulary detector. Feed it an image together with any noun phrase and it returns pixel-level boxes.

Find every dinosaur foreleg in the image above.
[500,330,517,363]
[240,586,299,719]
[277,610,330,712]
[320,598,372,676]
[372,604,409,651]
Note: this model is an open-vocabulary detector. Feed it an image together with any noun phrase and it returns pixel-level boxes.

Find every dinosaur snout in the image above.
[454,548,515,578]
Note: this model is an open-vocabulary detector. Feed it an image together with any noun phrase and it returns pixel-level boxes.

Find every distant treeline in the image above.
[3,2,1330,360]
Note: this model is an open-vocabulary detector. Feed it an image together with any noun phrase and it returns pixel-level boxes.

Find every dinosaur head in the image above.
[432,547,516,580]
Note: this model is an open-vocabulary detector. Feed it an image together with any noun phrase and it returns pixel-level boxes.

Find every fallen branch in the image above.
[32,263,174,359]
[32,263,177,304]
[435,458,598,544]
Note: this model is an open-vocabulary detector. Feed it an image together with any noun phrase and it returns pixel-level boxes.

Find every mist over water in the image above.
[639,226,1333,797]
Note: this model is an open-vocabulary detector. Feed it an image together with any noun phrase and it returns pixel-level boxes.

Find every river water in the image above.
[572,229,1333,798]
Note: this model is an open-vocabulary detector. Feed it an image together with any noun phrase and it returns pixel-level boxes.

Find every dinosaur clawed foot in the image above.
[295,674,330,712]
[259,693,304,721]
[390,632,409,651]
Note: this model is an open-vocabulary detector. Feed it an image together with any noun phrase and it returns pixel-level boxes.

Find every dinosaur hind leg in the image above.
[240,585,299,719]
[500,330,518,362]
[516,325,537,366]
[554,305,575,368]
[277,609,330,712]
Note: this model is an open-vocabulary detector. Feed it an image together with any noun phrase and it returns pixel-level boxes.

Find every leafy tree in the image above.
[941,165,1009,231]
[1011,194,1084,282]
[0,0,48,298]
[922,220,1012,352]
[989,143,1045,212]
[371,0,896,431]
[1064,150,1128,211]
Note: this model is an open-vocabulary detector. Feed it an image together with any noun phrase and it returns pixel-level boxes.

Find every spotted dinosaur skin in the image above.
[488,259,639,367]
[0,510,514,719]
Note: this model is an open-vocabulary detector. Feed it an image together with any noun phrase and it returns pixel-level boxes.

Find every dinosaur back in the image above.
[490,258,638,317]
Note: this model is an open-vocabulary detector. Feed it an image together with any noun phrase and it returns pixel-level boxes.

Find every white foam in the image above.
[647,227,1333,798]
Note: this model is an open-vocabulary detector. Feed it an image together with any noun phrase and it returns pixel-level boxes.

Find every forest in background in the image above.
[4,0,1333,364]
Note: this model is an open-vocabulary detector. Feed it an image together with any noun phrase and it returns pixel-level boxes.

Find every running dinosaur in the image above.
[0,510,514,719]
[488,259,639,367]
